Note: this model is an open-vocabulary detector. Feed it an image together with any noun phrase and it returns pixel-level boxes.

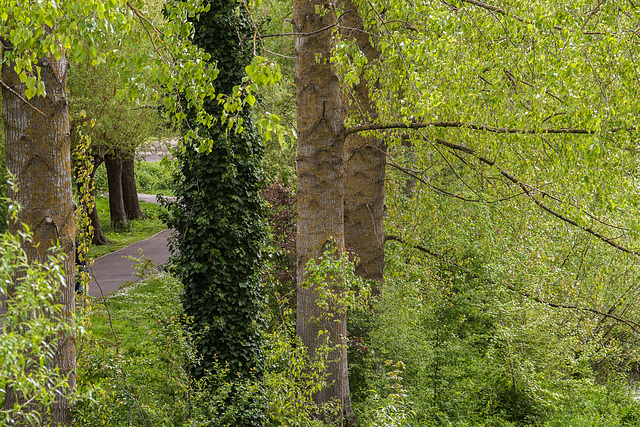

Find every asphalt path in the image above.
[87,228,173,298]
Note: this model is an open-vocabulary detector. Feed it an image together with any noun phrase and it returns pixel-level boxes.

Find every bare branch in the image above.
[345,120,600,137]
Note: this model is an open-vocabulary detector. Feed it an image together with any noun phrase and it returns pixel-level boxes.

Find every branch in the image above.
[460,0,525,22]
[428,136,640,257]
[384,234,640,334]
[0,79,46,117]
[259,24,338,39]
[344,121,601,137]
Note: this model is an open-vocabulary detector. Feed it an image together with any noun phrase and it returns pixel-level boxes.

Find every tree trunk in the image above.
[104,153,127,229]
[294,0,351,419]
[122,155,146,220]
[87,155,108,245]
[340,0,386,290]
[2,53,76,425]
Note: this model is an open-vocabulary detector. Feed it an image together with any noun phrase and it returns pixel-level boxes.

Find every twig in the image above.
[0,79,46,116]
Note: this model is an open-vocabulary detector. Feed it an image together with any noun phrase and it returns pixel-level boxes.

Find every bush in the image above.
[134,159,175,195]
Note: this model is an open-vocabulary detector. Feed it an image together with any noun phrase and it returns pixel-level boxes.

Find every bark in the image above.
[85,155,108,245]
[340,0,386,290]
[2,53,76,424]
[122,155,146,220]
[104,153,127,229]
[294,0,351,420]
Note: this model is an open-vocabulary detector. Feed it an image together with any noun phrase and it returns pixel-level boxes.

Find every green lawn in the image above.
[88,196,168,259]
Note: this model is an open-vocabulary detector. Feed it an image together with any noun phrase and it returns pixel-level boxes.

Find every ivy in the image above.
[162,0,268,425]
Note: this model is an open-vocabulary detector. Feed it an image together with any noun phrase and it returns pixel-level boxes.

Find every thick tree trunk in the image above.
[294,0,351,420]
[2,54,75,425]
[340,0,386,290]
[122,155,146,220]
[104,153,127,229]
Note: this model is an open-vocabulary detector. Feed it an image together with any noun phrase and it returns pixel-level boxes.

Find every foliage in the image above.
[67,35,166,159]
[248,0,298,185]
[74,273,194,426]
[134,159,176,196]
[0,114,5,233]
[324,0,640,424]
[0,0,218,134]
[0,202,75,425]
[263,183,296,292]
[73,119,96,298]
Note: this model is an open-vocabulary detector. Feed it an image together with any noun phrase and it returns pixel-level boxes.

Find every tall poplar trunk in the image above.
[2,53,76,425]
[340,0,386,289]
[104,153,127,229]
[122,155,145,220]
[294,0,351,419]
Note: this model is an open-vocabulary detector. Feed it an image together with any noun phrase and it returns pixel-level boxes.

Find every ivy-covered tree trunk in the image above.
[163,1,267,425]
[2,52,76,425]
[104,152,127,229]
[340,0,386,289]
[122,155,145,220]
[294,0,352,419]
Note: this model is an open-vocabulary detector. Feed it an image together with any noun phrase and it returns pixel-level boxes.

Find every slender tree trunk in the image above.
[87,155,108,245]
[340,0,386,290]
[122,155,146,220]
[294,0,351,419]
[2,53,76,425]
[104,153,127,229]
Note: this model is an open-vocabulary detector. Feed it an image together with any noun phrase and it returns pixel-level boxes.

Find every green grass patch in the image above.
[88,196,168,259]
[75,274,192,425]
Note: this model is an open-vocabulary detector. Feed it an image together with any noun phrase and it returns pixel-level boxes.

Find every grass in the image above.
[88,196,168,259]
[74,273,193,426]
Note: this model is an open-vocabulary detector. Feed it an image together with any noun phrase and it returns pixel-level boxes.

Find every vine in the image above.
[162,0,268,425]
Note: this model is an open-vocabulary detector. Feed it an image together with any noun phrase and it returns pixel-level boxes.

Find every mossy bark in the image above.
[294,0,351,417]
[2,53,76,425]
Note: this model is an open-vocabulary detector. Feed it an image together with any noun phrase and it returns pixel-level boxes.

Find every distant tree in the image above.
[69,52,161,231]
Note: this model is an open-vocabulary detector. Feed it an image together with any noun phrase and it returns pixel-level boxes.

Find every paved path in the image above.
[87,228,173,298]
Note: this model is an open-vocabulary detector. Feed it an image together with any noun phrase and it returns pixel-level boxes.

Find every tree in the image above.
[162,0,269,424]
[68,49,161,232]
[293,0,353,419]
[1,47,76,425]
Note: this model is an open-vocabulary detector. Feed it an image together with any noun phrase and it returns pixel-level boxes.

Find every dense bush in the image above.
[134,159,175,195]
